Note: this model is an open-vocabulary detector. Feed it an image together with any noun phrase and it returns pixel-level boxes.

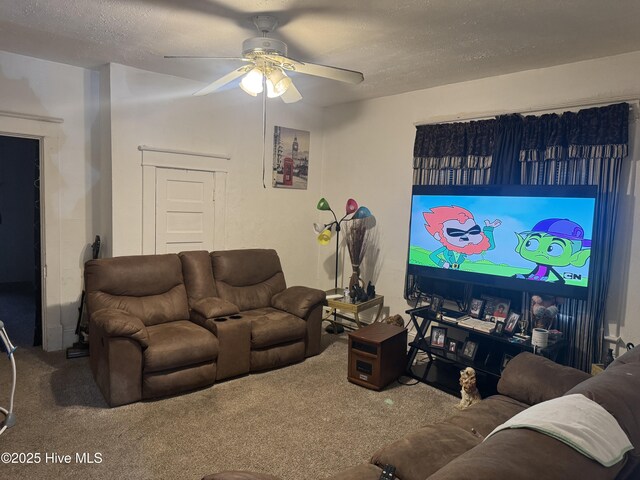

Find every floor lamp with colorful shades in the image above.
[314,197,373,333]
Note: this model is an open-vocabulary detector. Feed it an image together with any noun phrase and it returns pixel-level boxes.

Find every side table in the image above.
[324,288,384,331]
[348,322,407,390]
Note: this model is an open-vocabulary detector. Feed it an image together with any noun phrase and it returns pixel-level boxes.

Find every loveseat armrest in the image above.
[497,351,591,405]
[91,308,149,348]
[271,286,326,319]
[192,297,240,319]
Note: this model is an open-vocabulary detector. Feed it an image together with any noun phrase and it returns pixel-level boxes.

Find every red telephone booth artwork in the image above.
[283,157,294,186]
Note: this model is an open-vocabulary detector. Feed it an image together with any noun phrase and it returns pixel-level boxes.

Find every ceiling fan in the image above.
[165,15,364,103]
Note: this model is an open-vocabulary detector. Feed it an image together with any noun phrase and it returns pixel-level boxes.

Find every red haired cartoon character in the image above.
[424,206,501,269]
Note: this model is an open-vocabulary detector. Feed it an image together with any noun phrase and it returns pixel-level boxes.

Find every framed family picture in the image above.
[429,295,444,314]
[460,339,479,361]
[430,326,447,349]
[469,298,485,318]
[447,339,458,354]
[504,312,520,335]
[494,321,505,335]
[482,295,510,321]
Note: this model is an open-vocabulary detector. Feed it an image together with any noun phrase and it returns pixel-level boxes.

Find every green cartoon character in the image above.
[514,218,591,284]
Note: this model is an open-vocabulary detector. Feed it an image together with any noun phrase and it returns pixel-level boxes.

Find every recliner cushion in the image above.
[144,320,219,373]
[210,249,287,311]
[241,308,306,348]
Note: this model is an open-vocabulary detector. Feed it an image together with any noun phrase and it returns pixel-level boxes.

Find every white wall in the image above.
[0,51,100,350]
[3,47,640,353]
[322,51,640,350]
[106,64,326,287]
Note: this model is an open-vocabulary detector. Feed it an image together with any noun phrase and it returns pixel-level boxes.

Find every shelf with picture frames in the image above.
[405,305,567,398]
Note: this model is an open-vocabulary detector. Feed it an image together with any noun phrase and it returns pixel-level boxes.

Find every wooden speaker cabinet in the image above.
[348,322,407,390]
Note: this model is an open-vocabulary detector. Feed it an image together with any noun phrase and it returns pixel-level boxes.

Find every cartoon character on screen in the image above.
[514,218,591,284]
[423,206,501,269]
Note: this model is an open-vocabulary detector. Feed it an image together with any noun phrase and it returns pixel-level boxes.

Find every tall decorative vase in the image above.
[348,264,363,290]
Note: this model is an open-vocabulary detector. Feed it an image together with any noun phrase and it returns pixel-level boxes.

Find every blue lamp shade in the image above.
[352,206,372,219]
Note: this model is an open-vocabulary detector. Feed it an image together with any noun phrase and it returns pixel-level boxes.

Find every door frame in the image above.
[140,146,229,255]
[0,110,64,351]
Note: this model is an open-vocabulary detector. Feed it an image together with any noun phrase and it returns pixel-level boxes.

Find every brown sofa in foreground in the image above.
[205,347,640,480]
[85,249,325,407]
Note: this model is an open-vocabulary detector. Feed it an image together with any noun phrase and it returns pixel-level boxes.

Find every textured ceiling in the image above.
[2,0,640,106]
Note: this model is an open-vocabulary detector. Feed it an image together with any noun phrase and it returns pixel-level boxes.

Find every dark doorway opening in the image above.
[0,135,42,347]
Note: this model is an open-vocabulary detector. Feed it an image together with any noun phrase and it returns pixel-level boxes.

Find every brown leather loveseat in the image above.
[85,249,325,407]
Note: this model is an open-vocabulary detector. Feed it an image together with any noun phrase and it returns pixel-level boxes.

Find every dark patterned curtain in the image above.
[518,103,629,370]
[410,103,629,370]
[408,120,496,298]
[413,119,496,185]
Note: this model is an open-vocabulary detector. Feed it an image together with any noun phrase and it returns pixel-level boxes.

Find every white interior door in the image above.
[155,168,215,254]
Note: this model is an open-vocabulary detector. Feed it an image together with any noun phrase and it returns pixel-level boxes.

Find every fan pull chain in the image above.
[262,74,267,189]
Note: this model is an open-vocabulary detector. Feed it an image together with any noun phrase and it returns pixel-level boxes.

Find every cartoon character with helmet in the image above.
[514,218,591,284]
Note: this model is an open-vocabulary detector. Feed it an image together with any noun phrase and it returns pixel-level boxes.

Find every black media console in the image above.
[405,305,566,398]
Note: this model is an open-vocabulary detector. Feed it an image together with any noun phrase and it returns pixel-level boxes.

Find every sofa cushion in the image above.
[497,351,591,405]
[210,249,287,311]
[370,423,481,480]
[144,320,219,373]
[86,254,189,326]
[610,345,640,368]
[426,426,625,480]
[445,394,529,437]
[567,361,640,479]
[242,308,307,348]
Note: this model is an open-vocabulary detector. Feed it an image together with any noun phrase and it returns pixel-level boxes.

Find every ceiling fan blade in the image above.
[294,61,364,84]
[193,66,249,96]
[281,82,302,104]
[164,56,250,61]
[268,55,363,84]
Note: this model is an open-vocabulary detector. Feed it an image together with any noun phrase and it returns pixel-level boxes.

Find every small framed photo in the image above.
[460,339,479,361]
[430,326,447,349]
[494,321,505,335]
[469,298,485,318]
[447,339,458,354]
[501,353,514,372]
[429,295,444,313]
[504,312,520,335]
[482,295,510,321]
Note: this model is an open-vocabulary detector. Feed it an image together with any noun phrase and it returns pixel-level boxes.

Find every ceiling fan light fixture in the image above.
[266,69,292,98]
[240,68,264,95]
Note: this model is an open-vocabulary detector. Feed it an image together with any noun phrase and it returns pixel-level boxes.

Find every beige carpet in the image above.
[0,332,456,480]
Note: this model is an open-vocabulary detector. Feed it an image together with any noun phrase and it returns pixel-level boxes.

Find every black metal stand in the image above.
[325,222,345,334]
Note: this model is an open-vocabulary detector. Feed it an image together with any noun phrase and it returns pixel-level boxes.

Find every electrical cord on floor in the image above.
[397,288,429,387]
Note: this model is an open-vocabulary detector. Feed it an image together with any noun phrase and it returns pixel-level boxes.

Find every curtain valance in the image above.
[413,119,496,170]
[520,103,629,162]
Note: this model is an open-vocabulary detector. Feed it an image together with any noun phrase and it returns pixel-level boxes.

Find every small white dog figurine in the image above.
[457,367,482,409]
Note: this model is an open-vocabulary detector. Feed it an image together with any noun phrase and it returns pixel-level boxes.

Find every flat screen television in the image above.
[407,184,597,299]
